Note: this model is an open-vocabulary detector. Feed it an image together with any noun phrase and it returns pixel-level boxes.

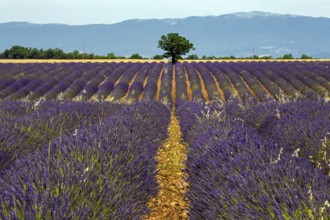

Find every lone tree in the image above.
[158,33,195,64]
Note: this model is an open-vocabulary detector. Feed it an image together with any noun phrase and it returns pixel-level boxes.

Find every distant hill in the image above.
[1,11,330,58]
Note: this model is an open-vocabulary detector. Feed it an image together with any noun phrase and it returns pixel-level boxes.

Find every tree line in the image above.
[0,45,138,59]
[185,53,314,60]
[0,45,314,61]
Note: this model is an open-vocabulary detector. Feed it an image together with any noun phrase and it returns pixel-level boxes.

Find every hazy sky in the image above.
[1,0,330,25]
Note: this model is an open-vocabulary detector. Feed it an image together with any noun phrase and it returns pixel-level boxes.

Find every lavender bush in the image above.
[0,101,171,219]
[159,62,173,106]
[193,62,221,101]
[108,63,143,101]
[176,99,330,219]
[183,62,204,101]
[142,62,164,101]
[95,63,131,100]
[204,62,235,101]
[215,62,256,101]
[78,63,119,100]
[175,62,188,104]
[0,100,123,171]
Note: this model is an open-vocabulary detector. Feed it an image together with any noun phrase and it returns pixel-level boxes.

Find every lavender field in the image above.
[176,99,329,219]
[0,61,329,219]
[0,61,329,103]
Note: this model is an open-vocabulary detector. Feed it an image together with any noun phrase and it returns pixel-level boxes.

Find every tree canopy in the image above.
[158,33,195,64]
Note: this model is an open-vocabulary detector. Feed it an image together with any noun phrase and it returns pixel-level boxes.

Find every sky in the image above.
[1,0,330,25]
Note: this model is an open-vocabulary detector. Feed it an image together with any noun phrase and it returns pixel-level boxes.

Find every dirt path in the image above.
[145,64,189,219]
[145,112,189,220]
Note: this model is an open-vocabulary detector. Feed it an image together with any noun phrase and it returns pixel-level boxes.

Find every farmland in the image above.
[0,60,329,219]
[0,61,329,103]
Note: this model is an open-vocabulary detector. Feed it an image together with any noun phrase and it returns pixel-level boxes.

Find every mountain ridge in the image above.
[1,11,330,58]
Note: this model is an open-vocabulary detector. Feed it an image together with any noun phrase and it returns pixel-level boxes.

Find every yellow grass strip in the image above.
[121,71,139,103]
[172,64,177,108]
[139,75,149,102]
[238,75,259,101]
[184,66,193,101]
[251,74,275,99]
[145,112,189,220]
[221,72,242,100]
[0,59,165,63]
[105,74,124,101]
[89,76,109,101]
[155,65,166,102]
[1,59,330,64]
[209,70,226,101]
[187,59,330,63]
[195,68,210,102]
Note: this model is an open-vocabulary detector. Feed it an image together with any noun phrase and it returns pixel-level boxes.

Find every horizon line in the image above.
[1,11,329,26]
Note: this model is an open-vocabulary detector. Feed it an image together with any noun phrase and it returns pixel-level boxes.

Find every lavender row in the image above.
[268,64,318,98]
[61,64,106,100]
[108,63,143,101]
[28,65,85,100]
[0,63,86,99]
[44,69,84,100]
[0,101,171,219]
[306,62,330,81]
[259,65,299,98]
[77,63,120,100]
[142,62,164,101]
[215,62,256,101]
[285,64,328,98]
[239,63,282,99]
[250,61,326,99]
[204,62,236,101]
[0,63,51,82]
[176,99,329,219]
[297,65,330,91]
[0,100,123,171]
[159,62,173,106]
[0,63,57,98]
[226,62,271,101]
[1,61,329,102]
[192,62,220,101]
[126,62,155,103]
[175,62,188,105]
[183,62,204,101]
[95,63,132,100]
[6,65,61,100]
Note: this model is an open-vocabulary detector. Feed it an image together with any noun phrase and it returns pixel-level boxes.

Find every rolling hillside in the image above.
[1,11,330,58]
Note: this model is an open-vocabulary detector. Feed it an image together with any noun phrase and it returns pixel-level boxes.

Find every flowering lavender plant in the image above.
[176,99,330,219]
[0,101,171,219]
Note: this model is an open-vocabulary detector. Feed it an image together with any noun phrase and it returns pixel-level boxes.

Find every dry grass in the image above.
[251,74,275,99]
[184,59,330,63]
[2,59,330,64]
[172,65,177,108]
[105,74,124,101]
[195,68,210,102]
[121,71,139,103]
[145,64,189,219]
[0,59,165,63]
[155,65,166,102]
[184,67,192,101]
[145,112,189,220]
[238,75,259,101]
[139,75,149,102]
[209,70,226,101]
